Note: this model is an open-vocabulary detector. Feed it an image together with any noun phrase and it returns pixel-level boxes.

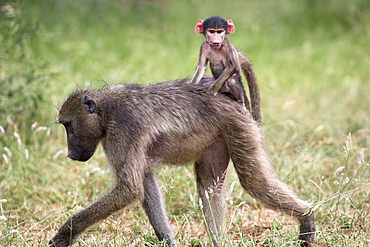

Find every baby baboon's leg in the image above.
[49,185,142,247]
[194,140,230,247]
[198,75,216,87]
[224,122,315,246]
[224,74,250,113]
[142,170,175,246]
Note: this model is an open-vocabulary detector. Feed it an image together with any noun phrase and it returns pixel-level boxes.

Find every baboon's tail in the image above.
[238,51,261,126]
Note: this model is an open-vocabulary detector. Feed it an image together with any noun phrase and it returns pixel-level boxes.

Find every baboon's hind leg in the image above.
[225,122,315,246]
[195,140,230,247]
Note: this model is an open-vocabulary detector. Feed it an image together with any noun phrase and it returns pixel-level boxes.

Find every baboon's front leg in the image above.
[142,170,175,246]
[49,186,141,247]
[195,140,230,247]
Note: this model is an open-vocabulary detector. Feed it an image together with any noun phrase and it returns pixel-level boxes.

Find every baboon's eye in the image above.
[209,30,215,34]
[66,124,76,136]
[217,30,223,34]
[60,121,70,127]
[60,121,74,133]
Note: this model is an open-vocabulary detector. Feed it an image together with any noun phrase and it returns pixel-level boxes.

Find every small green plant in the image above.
[0,1,52,143]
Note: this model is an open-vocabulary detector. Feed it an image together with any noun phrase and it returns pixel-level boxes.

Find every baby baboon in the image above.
[50,80,314,247]
[191,16,261,125]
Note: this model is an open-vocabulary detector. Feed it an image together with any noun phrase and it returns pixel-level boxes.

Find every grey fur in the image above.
[50,79,314,247]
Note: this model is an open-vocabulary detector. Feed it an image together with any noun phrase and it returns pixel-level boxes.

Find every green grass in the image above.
[1,0,369,246]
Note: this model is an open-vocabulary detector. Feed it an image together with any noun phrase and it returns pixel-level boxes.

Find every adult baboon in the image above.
[50,79,314,247]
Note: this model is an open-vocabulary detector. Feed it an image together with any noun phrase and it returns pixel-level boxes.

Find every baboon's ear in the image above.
[227,19,235,34]
[82,95,96,113]
[195,19,204,34]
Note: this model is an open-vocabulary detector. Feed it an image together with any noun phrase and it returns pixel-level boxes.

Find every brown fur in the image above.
[238,50,261,125]
[50,80,314,247]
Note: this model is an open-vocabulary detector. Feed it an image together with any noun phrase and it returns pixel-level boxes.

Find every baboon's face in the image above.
[58,94,104,162]
[205,28,227,49]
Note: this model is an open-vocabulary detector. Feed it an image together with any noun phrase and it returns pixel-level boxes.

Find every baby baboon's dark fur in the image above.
[50,79,314,247]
